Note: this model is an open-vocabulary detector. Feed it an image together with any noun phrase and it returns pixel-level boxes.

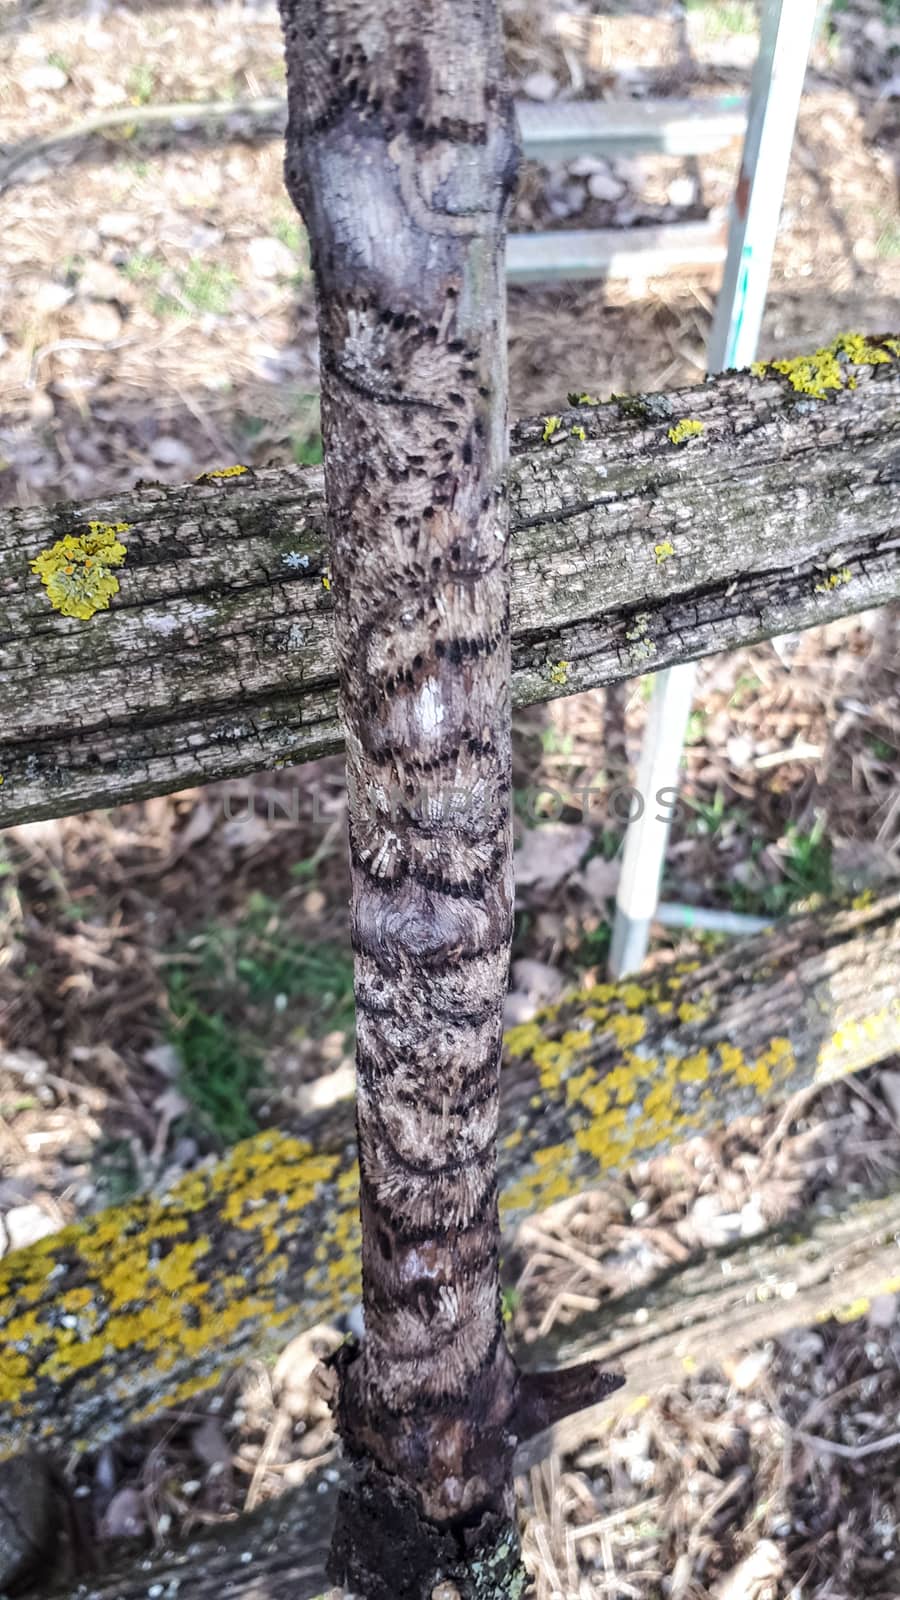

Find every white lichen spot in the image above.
[281,551,310,571]
[416,678,445,735]
[286,622,306,650]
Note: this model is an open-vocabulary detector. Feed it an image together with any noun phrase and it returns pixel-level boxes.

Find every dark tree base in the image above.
[328,1458,528,1600]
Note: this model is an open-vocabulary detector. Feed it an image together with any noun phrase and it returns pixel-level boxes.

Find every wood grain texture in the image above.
[1,352,897,829]
[1,893,896,1469]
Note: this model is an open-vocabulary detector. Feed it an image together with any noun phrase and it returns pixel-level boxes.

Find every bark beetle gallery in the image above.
[278,1,620,1594]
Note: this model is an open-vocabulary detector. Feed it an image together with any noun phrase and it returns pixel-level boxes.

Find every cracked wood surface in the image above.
[43,1183,900,1600]
[2,350,898,830]
[1,892,897,1468]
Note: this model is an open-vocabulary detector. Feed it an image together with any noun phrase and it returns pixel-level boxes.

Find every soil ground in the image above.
[1,1,899,1596]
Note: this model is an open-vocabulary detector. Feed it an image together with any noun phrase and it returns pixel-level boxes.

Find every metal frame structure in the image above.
[609,0,822,977]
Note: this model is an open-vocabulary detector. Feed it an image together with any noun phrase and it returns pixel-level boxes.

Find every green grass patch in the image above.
[729,816,834,918]
[180,259,237,315]
[92,1137,142,1206]
[166,893,354,1145]
[120,253,236,319]
[292,430,324,466]
[684,0,758,37]
[875,215,900,261]
[126,63,156,105]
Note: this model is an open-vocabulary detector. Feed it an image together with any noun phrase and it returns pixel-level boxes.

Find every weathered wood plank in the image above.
[45,1185,900,1600]
[1,343,898,829]
[1,892,897,1465]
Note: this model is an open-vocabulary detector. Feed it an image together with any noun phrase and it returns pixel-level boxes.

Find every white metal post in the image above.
[608,0,821,979]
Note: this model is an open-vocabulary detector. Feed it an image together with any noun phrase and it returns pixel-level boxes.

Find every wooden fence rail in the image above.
[1,890,897,1466]
[2,343,898,829]
[44,1183,900,1600]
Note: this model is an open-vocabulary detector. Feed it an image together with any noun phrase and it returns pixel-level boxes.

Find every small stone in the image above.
[879,1068,900,1125]
[0,1177,36,1208]
[727,1346,772,1392]
[5,1204,56,1252]
[547,180,586,219]
[868,1292,897,1330]
[503,992,537,1027]
[247,236,299,280]
[521,69,558,102]
[20,62,69,92]
[668,175,697,207]
[100,1487,146,1542]
[510,957,565,1004]
[515,823,592,894]
[79,258,128,301]
[569,154,612,177]
[97,210,141,241]
[150,436,194,469]
[143,1042,181,1079]
[588,170,625,202]
[582,853,620,904]
[726,735,753,769]
[34,280,72,314]
[431,1585,462,1600]
[87,74,129,109]
[29,391,55,422]
[73,300,123,343]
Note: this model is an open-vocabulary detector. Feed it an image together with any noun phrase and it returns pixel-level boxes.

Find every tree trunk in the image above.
[276,4,619,1591]
[278,0,523,1578]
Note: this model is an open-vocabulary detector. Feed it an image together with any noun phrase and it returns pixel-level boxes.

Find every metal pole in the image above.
[609,0,821,979]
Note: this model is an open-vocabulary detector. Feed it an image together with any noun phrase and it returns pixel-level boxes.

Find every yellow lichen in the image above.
[667,419,704,446]
[542,415,562,442]
[504,1022,544,1058]
[548,660,570,686]
[677,1000,709,1025]
[570,424,586,443]
[31,521,129,621]
[814,566,853,595]
[751,332,897,400]
[654,540,675,564]
[322,573,332,591]
[196,464,248,480]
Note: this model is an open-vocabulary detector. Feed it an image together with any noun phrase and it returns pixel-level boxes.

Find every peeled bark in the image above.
[277,3,616,1591]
